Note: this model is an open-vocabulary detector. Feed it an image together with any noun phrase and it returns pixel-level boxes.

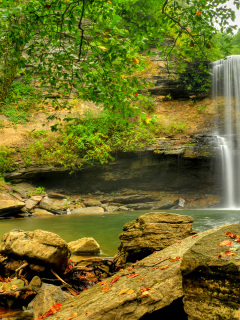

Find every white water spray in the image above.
[212,55,240,208]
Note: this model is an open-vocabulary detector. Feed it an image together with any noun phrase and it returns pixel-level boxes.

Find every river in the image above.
[0,209,239,259]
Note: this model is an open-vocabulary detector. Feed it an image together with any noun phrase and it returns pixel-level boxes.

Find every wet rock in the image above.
[68,237,100,254]
[114,212,195,265]
[71,207,104,214]
[181,223,240,320]
[0,193,25,216]
[39,197,67,215]
[32,208,54,216]
[28,283,71,320]
[0,229,70,271]
[83,199,102,207]
[46,225,226,320]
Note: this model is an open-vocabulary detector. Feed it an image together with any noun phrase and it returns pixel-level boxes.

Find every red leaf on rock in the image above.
[110,275,120,284]
[192,235,198,238]
[159,265,169,270]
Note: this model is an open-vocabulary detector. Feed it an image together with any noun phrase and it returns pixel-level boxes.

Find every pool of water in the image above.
[0,209,239,258]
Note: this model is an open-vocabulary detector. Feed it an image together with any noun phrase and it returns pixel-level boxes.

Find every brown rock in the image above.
[114,212,195,265]
[46,225,226,320]
[83,199,102,207]
[181,223,240,320]
[48,192,66,199]
[68,237,100,254]
[0,229,70,271]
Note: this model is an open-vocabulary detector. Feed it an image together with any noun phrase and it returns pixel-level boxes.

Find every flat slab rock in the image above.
[0,193,25,216]
[47,225,227,320]
[181,223,240,320]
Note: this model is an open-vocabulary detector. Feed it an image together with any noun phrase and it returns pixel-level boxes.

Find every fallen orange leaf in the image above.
[127,289,135,295]
[159,265,169,270]
[118,288,130,296]
[219,240,233,247]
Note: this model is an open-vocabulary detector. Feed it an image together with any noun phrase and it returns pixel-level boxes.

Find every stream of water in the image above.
[0,210,239,259]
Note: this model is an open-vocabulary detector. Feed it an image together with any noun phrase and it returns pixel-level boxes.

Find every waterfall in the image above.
[212,55,240,208]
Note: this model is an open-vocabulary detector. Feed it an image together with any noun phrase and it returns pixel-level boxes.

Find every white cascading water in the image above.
[212,55,240,208]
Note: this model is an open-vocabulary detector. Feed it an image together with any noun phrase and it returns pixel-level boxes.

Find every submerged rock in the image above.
[68,237,100,254]
[46,225,226,320]
[114,212,195,265]
[181,223,240,320]
[0,229,70,271]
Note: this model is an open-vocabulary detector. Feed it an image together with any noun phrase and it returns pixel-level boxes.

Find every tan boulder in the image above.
[68,237,100,254]
[0,229,70,271]
[72,207,104,214]
[33,208,54,216]
[114,211,195,265]
[0,193,25,216]
[39,196,68,215]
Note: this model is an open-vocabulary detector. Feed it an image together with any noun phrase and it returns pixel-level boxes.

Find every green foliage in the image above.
[17,111,154,169]
[0,77,42,124]
[28,187,46,197]
[0,146,16,174]
[0,0,237,113]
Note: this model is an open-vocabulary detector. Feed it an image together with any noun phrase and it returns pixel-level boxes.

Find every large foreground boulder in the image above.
[114,212,195,265]
[181,223,240,320]
[0,229,70,271]
[47,225,227,320]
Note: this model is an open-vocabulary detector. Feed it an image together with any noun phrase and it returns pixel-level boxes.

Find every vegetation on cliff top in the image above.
[0,0,238,173]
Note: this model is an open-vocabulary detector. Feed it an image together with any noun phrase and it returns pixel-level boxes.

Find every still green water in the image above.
[0,209,239,257]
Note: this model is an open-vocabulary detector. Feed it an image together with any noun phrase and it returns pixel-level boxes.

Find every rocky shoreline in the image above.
[0,179,221,219]
[1,211,239,319]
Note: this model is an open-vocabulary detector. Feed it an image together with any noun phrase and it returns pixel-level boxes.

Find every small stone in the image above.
[30,276,42,288]
[68,237,100,254]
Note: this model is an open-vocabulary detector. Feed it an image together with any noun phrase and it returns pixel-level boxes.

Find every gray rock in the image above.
[39,197,67,215]
[28,283,71,320]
